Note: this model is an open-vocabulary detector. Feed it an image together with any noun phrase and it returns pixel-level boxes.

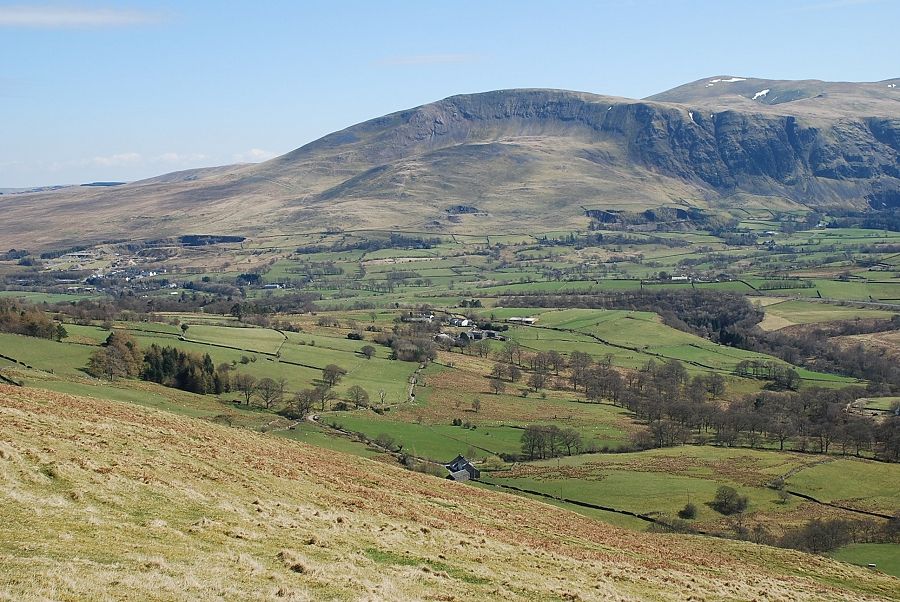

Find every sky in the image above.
[1,0,898,188]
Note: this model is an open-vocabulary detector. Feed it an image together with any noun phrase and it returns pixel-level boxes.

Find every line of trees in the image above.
[483,339,897,462]
[520,424,584,459]
[501,291,900,390]
[618,360,898,461]
[141,343,234,394]
[0,299,67,341]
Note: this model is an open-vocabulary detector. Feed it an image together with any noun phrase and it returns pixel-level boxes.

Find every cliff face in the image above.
[288,87,899,207]
[2,80,899,248]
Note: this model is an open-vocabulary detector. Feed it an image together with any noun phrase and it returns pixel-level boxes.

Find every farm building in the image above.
[459,329,504,342]
[445,455,480,481]
[448,317,472,327]
[507,317,536,325]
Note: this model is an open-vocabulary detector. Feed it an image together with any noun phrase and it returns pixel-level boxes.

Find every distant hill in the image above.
[2,77,899,249]
[1,384,896,601]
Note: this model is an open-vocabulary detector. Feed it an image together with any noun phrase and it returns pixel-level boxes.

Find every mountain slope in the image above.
[1,384,897,601]
[2,79,899,249]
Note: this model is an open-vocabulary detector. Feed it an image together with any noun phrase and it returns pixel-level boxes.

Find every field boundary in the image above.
[477,478,697,532]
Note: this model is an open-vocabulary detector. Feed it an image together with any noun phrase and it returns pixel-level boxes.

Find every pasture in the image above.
[830,544,900,578]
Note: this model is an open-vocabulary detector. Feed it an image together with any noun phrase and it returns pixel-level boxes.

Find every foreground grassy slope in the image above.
[1,385,897,601]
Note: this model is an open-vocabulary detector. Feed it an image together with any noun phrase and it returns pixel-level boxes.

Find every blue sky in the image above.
[1,0,897,187]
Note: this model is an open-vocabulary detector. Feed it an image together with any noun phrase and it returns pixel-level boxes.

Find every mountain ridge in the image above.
[2,77,899,249]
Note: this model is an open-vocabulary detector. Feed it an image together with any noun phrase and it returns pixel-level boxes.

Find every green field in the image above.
[859,397,900,411]
[786,458,900,515]
[327,412,527,461]
[830,544,900,578]
[0,332,94,375]
[481,446,809,526]
[184,324,286,354]
[502,308,858,385]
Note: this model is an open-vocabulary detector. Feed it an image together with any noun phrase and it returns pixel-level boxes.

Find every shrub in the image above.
[678,503,698,520]
[373,433,396,451]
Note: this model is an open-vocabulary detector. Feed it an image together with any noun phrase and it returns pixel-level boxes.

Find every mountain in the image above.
[2,384,896,601]
[2,77,899,249]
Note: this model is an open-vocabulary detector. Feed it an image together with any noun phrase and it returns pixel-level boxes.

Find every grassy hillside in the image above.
[1,385,897,601]
[3,82,899,251]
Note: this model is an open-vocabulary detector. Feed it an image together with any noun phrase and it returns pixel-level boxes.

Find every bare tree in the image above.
[347,384,370,407]
[316,384,335,411]
[295,388,316,418]
[256,377,283,409]
[322,364,347,387]
[233,373,257,405]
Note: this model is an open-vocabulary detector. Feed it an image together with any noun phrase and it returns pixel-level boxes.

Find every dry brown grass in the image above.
[1,384,897,601]
[835,331,900,361]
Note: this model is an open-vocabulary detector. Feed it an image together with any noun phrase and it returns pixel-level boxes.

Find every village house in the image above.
[459,329,505,343]
[445,455,480,481]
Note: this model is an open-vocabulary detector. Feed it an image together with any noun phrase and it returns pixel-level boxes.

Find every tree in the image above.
[711,485,749,515]
[347,385,370,407]
[569,351,593,390]
[559,428,582,455]
[473,339,491,358]
[527,370,547,391]
[256,377,283,409]
[546,350,565,375]
[491,362,508,380]
[472,397,482,413]
[360,345,376,360]
[498,341,523,366]
[316,384,335,411]
[489,378,506,395]
[508,364,522,383]
[322,364,347,387]
[86,331,142,381]
[234,373,257,405]
[180,323,189,337]
[706,373,727,397]
[295,388,317,418]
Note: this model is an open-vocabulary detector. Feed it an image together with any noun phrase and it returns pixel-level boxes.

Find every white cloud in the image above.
[375,53,482,67]
[0,5,160,28]
[233,148,277,163]
[89,152,142,167]
[155,152,207,164]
